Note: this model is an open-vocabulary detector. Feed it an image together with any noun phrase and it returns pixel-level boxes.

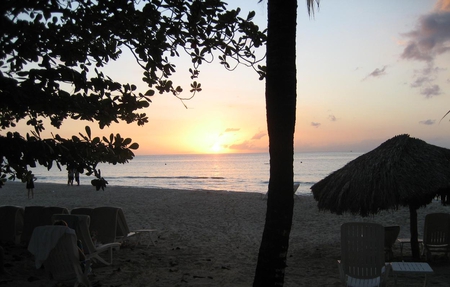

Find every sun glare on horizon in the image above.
[211,142,224,153]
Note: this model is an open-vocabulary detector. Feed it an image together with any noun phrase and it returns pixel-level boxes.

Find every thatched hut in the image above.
[311,134,450,259]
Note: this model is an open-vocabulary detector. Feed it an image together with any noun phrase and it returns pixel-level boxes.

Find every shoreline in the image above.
[1,182,450,286]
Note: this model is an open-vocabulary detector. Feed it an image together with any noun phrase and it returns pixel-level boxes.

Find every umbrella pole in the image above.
[409,205,421,260]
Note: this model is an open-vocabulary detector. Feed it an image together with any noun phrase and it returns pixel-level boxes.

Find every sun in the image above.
[211,142,222,153]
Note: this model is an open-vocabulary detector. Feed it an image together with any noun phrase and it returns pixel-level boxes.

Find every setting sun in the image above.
[211,142,223,153]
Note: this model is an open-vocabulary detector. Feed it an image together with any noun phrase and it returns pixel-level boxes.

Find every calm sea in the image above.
[27,152,361,196]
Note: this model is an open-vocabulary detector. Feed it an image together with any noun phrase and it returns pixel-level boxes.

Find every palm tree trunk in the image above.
[409,205,421,260]
[253,0,297,285]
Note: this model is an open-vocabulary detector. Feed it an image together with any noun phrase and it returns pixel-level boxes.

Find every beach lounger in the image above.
[72,207,117,245]
[72,207,156,247]
[384,225,400,261]
[339,222,390,287]
[115,207,156,247]
[423,213,450,261]
[21,206,45,244]
[41,206,70,225]
[52,214,121,266]
[28,225,90,287]
[70,208,94,218]
[21,206,69,244]
[0,206,24,244]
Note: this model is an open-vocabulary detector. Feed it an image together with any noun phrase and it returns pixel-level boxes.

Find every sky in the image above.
[12,0,450,155]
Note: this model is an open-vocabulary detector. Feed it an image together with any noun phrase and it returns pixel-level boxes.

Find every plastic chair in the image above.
[28,225,90,286]
[338,222,390,287]
[423,213,450,261]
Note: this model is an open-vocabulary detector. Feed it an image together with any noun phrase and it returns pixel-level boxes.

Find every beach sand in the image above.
[1,181,450,286]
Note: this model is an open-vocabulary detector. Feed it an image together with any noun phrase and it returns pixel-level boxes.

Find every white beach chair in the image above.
[72,207,156,247]
[423,213,450,261]
[339,222,390,287]
[72,207,117,245]
[115,207,157,247]
[21,206,69,244]
[28,225,90,287]
[52,214,121,266]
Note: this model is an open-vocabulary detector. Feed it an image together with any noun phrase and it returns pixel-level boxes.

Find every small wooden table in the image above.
[390,262,433,287]
[397,238,424,260]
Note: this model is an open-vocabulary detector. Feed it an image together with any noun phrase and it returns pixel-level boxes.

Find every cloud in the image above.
[409,64,445,97]
[224,128,240,132]
[401,8,450,62]
[227,130,266,151]
[421,84,442,98]
[220,128,240,136]
[251,131,266,140]
[411,64,444,86]
[419,119,436,125]
[400,1,450,96]
[228,141,253,150]
[328,114,337,122]
[435,0,450,11]
[311,122,321,128]
[363,66,388,80]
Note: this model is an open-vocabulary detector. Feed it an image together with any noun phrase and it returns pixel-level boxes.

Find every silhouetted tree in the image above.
[0,0,265,186]
[253,0,318,285]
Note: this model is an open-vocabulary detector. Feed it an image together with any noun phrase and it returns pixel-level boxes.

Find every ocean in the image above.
[27,152,361,196]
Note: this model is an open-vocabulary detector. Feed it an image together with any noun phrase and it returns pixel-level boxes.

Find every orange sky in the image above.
[8,0,450,155]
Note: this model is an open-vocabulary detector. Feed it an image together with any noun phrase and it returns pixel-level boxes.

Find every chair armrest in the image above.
[96,242,121,252]
[337,260,346,285]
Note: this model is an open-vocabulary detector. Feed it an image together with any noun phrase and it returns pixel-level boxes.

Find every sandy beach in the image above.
[1,181,450,286]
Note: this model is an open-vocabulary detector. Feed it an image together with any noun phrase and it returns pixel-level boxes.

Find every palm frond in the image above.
[307,0,320,16]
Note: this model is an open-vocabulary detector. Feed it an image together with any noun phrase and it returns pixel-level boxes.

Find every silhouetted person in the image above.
[25,171,36,199]
[67,168,74,186]
[75,169,80,186]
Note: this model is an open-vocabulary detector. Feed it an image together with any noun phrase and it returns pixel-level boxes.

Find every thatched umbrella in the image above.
[311,134,450,259]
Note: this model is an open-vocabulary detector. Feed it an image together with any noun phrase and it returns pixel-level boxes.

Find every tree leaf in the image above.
[85,126,91,139]
[145,89,155,96]
[129,143,139,150]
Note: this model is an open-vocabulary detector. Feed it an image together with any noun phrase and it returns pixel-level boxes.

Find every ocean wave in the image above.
[119,175,226,180]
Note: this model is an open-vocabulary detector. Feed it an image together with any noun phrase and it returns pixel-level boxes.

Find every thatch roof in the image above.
[311,134,450,216]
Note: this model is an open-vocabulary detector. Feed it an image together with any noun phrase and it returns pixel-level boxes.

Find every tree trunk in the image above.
[409,205,421,260]
[253,0,297,286]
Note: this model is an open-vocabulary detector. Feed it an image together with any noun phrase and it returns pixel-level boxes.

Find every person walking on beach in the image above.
[25,171,36,199]
[74,169,80,186]
[67,168,74,185]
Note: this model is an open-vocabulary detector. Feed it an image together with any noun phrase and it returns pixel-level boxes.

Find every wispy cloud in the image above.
[311,122,321,128]
[421,85,442,98]
[409,64,445,97]
[228,141,253,150]
[251,131,266,140]
[363,66,388,81]
[419,119,436,125]
[228,130,266,151]
[400,0,450,97]
[225,128,240,132]
[435,0,450,12]
[220,128,240,136]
